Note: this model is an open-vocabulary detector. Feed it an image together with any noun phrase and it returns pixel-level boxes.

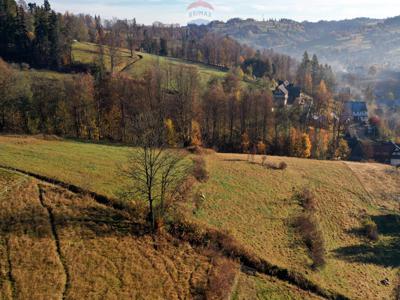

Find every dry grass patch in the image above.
[0,176,65,299]
[345,161,400,211]
[0,170,217,299]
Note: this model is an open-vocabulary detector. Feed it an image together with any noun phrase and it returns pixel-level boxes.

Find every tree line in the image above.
[1,0,297,80]
[0,57,349,160]
[0,0,72,69]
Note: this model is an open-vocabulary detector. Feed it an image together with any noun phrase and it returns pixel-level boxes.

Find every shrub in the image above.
[298,189,317,211]
[205,256,239,300]
[278,161,288,170]
[192,156,209,182]
[261,155,267,166]
[362,218,379,241]
[264,161,288,170]
[294,213,326,269]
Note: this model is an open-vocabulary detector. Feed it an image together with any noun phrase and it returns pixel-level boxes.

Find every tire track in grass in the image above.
[37,185,71,300]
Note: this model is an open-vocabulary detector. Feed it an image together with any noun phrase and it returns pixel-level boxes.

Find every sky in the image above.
[48,0,400,25]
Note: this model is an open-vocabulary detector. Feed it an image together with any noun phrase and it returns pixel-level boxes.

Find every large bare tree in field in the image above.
[123,113,189,231]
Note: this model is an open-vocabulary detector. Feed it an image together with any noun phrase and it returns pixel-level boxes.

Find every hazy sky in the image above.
[49,0,400,25]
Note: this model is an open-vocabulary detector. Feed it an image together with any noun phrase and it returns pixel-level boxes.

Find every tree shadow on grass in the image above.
[334,214,400,268]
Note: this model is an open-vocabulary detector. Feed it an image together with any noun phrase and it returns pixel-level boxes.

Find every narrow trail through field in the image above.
[120,54,143,73]
[38,184,71,300]
[0,165,349,300]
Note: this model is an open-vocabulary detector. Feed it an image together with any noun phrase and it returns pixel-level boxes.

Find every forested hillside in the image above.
[208,17,400,70]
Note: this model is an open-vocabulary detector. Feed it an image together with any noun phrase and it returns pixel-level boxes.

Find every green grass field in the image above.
[0,136,131,197]
[0,135,399,299]
[72,41,228,85]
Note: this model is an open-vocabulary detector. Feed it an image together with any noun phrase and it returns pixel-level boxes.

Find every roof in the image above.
[345,101,368,113]
[278,84,289,95]
[187,0,214,10]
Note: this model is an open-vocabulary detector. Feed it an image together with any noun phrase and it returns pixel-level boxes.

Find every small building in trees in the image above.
[344,101,369,123]
[273,80,302,106]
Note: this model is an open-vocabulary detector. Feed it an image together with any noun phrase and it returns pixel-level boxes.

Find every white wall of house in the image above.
[391,158,400,166]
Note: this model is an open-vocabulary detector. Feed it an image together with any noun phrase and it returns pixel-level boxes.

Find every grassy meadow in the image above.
[72,41,228,85]
[0,135,399,299]
[0,136,131,198]
[190,154,399,299]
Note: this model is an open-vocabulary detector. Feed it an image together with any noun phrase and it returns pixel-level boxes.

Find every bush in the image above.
[205,256,239,300]
[278,161,288,170]
[298,189,317,211]
[362,218,379,241]
[294,213,326,269]
[264,161,288,170]
[192,156,209,182]
[261,155,267,166]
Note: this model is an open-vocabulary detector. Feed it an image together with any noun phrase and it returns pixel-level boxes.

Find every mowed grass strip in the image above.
[192,153,398,299]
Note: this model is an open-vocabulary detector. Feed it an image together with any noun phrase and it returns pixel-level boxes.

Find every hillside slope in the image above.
[72,42,228,84]
[190,153,399,299]
[209,16,400,69]
[0,136,399,299]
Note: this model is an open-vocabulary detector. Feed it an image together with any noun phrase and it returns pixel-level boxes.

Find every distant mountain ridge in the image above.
[208,16,400,71]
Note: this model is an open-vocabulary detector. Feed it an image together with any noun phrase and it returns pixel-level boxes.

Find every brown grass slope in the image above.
[0,169,215,299]
[0,166,344,300]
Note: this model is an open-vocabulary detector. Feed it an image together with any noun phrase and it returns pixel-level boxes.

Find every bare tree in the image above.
[126,18,137,58]
[122,113,189,231]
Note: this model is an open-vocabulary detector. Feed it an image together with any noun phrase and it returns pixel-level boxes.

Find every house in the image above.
[344,101,369,123]
[372,141,400,166]
[391,143,400,166]
[273,81,302,106]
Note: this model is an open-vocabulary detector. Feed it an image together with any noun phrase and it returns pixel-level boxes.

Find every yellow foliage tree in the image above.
[191,120,202,147]
[289,127,301,156]
[165,119,177,147]
[257,140,267,155]
[300,134,312,158]
[241,132,250,154]
[335,138,350,160]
